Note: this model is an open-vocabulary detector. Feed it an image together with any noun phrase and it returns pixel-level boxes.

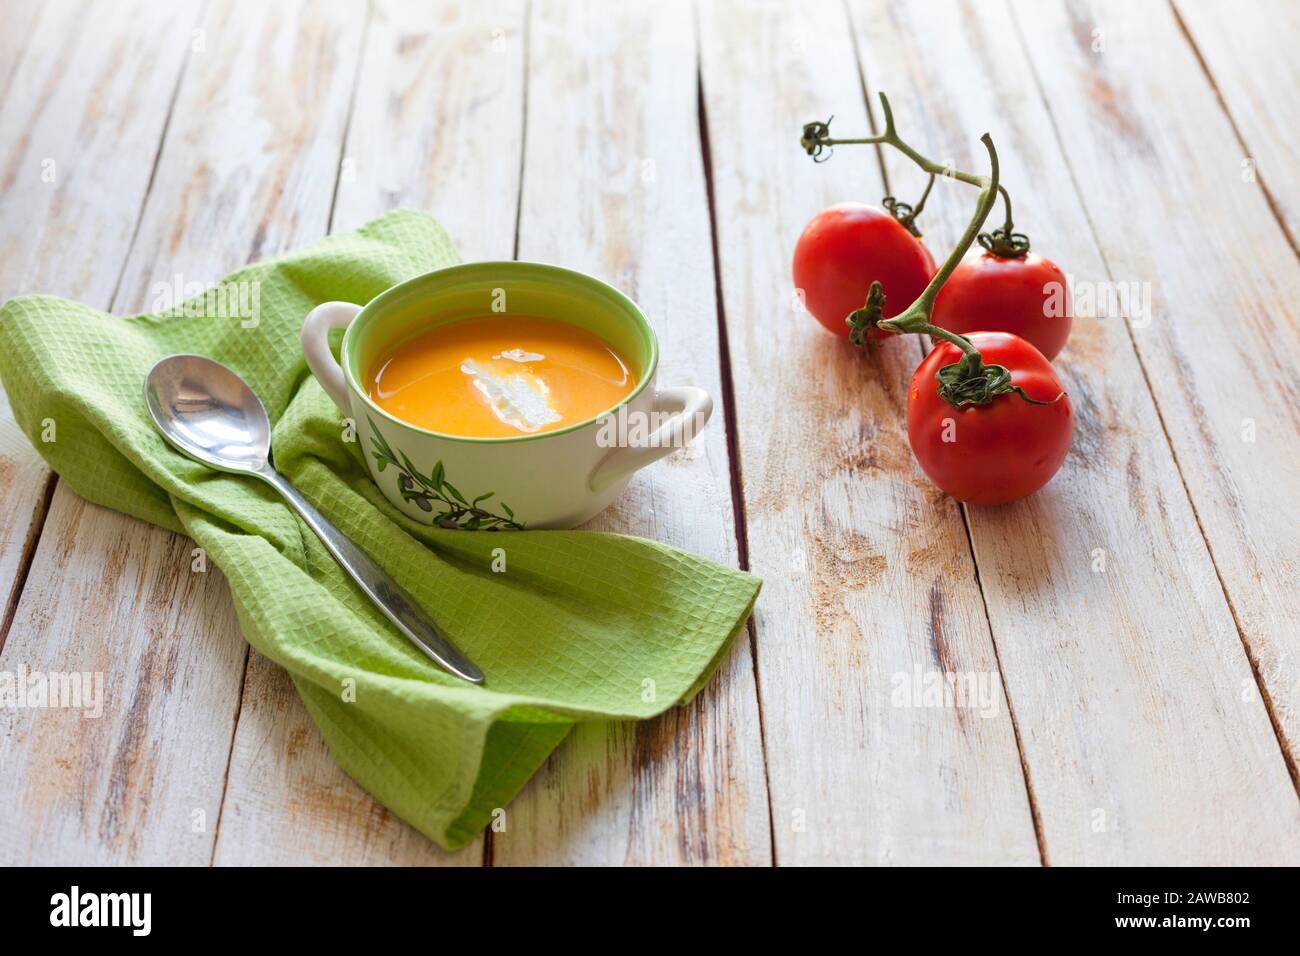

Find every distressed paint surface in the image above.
[0,0,1296,865]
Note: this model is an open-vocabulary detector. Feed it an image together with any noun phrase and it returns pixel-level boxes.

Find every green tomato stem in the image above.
[978,185,1032,258]
[997,185,1014,235]
[884,172,936,237]
[800,92,1070,409]
[911,321,979,359]
[802,92,1001,340]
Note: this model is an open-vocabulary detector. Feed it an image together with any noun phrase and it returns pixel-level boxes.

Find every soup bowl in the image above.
[302,262,712,529]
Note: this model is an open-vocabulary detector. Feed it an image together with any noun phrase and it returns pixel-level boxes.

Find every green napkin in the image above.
[0,209,759,850]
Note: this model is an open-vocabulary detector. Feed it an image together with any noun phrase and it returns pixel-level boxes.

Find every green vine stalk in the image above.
[801,92,1061,407]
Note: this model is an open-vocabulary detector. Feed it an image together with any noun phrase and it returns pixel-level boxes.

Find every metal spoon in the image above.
[144,353,485,684]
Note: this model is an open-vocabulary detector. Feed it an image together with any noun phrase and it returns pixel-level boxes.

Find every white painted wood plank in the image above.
[848,0,1300,864]
[212,652,465,865]
[491,0,770,866]
[1174,0,1300,249]
[0,420,49,639]
[698,0,1039,865]
[112,3,364,299]
[1012,0,1300,835]
[0,0,199,653]
[330,0,527,263]
[214,0,529,866]
[0,494,241,864]
[0,0,194,307]
[0,0,44,93]
[0,0,201,863]
[0,0,366,864]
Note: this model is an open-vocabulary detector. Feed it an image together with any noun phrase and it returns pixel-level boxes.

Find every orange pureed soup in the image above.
[368,315,637,438]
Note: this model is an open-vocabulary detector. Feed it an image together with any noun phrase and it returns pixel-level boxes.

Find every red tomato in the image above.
[793,202,936,339]
[931,250,1071,360]
[907,332,1072,505]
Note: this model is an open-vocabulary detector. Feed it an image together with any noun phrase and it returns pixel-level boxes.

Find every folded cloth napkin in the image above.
[0,209,760,849]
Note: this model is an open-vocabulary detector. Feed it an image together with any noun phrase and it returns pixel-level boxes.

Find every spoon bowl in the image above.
[145,354,272,474]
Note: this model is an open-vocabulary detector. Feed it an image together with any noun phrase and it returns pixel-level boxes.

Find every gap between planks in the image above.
[110,0,257,869]
[488,0,769,868]
[484,0,531,870]
[203,0,416,866]
[206,2,377,869]
[694,41,778,865]
[120,0,260,869]
[323,0,373,236]
[840,0,1049,866]
[508,0,532,265]
[0,473,56,657]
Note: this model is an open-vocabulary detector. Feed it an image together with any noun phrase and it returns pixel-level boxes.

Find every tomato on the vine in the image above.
[798,98,1076,506]
[907,331,1072,505]
[793,202,935,340]
[931,249,1071,360]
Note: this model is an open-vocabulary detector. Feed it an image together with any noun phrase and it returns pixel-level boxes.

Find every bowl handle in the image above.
[588,385,713,492]
[302,301,362,413]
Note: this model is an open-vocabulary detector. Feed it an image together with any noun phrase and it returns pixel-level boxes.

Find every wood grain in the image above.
[0,0,193,307]
[0,0,199,654]
[0,0,44,94]
[0,0,367,864]
[213,653,460,865]
[698,0,1039,864]
[2,0,1296,867]
[214,0,528,866]
[847,0,1300,864]
[330,0,527,261]
[0,0,202,863]
[1173,0,1300,250]
[0,494,242,864]
[491,0,770,866]
[1010,0,1300,805]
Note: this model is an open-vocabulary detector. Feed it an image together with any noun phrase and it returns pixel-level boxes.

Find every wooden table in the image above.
[1,0,1297,866]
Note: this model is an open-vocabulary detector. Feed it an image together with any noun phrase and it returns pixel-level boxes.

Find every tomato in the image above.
[907,331,1072,505]
[931,250,1071,360]
[793,202,936,339]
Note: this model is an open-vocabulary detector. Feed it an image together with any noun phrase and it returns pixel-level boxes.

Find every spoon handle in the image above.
[255,467,485,684]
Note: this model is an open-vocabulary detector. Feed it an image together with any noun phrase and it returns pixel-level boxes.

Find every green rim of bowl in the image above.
[340,261,660,444]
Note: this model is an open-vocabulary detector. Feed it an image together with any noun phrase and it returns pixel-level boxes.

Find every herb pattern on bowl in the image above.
[368,417,525,530]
